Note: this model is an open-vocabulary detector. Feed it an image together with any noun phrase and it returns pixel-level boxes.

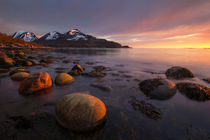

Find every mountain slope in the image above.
[0,32,43,48]
[12,31,38,42]
[12,29,130,48]
[39,31,62,41]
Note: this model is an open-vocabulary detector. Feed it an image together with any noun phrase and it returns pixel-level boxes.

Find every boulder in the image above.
[139,78,176,100]
[55,73,74,85]
[176,82,210,101]
[18,72,52,95]
[55,93,106,132]
[68,64,84,76]
[11,72,30,81]
[165,66,194,79]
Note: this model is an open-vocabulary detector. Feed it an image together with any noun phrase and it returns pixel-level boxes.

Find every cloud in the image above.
[0,0,209,48]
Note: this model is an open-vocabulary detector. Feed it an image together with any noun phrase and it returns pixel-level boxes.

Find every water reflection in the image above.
[50,48,122,56]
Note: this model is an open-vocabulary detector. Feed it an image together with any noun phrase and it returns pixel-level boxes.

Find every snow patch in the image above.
[45,31,60,40]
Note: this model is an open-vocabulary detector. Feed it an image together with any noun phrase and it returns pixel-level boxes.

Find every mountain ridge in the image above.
[12,29,130,48]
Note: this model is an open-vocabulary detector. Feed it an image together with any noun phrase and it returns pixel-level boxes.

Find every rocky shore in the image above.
[0,47,209,139]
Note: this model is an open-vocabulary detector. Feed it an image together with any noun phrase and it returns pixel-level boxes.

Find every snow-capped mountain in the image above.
[12,30,38,42]
[39,31,62,41]
[12,29,127,48]
[62,29,93,41]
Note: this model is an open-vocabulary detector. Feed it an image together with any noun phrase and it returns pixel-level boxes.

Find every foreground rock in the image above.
[55,73,74,85]
[139,78,176,100]
[11,72,30,81]
[68,64,84,76]
[165,66,194,79]
[55,93,106,132]
[176,82,210,101]
[18,72,52,95]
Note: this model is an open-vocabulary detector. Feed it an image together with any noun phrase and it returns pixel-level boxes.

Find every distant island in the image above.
[10,29,130,48]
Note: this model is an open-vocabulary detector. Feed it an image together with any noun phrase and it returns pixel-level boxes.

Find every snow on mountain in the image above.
[12,30,26,38]
[39,31,62,40]
[64,29,88,41]
[12,31,38,42]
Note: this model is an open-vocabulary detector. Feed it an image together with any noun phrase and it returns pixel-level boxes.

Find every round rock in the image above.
[139,78,177,100]
[165,66,194,79]
[55,73,74,85]
[55,93,106,132]
[18,72,52,95]
[11,72,30,81]
[176,82,210,101]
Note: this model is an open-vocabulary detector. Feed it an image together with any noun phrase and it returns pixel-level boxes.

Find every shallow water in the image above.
[0,48,210,140]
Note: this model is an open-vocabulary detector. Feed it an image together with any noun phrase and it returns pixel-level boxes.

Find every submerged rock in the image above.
[40,59,54,64]
[68,64,84,76]
[18,72,52,95]
[90,83,112,92]
[128,96,161,120]
[11,72,30,81]
[9,68,27,76]
[139,78,176,100]
[21,60,34,66]
[203,78,210,84]
[55,93,106,132]
[176,82,210,101]
[93,66,106,72]
[55,73,74,85]
[0,57,15,68]
[165,66,194,79]
[0,68,9,73]
[84,70,106,78]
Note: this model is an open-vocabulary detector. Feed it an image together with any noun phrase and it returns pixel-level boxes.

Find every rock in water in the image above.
[93,66,106,72]
[55,93,106,132]
[9,68,27,76]
[68,64,84,76]
[90,84,112,92]
[18,72,52,95]
[165,66,194,79]
[55,73,74,85]
[11,72,30,81]
[176,82,210,101]
[0,53,15,68]
[139,78,176,100]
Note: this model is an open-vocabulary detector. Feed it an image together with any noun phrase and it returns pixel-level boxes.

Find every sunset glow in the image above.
[0,0,210,48]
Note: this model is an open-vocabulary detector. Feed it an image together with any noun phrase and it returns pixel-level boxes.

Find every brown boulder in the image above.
[55,93,106,132]
[18,72,52,95]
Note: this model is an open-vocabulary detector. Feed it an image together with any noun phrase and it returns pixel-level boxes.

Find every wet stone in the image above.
[90,83,112,92]
[93,66,107,72]
[176,82,210,101]
[165,66,194,79]
[55,93,107,132]
[83,70,106,78]
[139,78,177,100]
[128,96,161,120]
[68,64,84,76]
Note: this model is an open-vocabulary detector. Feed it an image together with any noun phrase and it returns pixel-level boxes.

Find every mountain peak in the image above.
[12,31,38,42]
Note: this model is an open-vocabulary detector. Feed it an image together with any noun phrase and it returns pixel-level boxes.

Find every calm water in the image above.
[0,48,210,140]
